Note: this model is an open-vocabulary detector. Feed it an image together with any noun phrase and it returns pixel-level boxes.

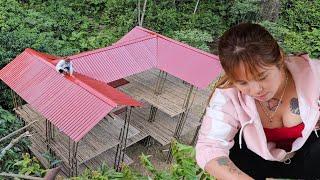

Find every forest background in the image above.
[0,0,319,179]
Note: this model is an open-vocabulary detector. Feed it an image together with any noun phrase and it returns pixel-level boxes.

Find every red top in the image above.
[264,123,304,151]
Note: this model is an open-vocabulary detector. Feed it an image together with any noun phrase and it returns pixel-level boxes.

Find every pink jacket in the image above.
[196,55,320,169]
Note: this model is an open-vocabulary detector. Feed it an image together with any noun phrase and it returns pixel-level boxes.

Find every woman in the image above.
[196,22,320,179]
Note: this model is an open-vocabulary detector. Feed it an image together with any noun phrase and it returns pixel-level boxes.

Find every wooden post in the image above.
[114,107,132,171]
[167,84,196,162]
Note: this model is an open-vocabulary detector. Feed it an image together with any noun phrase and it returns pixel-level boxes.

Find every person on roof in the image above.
[196,22,320,179]
[55,58,74,76]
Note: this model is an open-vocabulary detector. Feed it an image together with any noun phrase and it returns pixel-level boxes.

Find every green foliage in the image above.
[74,140,214,180]
[261,21,320,58]
[72,163,147,180]
[227,0,262,25]
[0,106,30,173]
[279,0,320,32]
[14,153,46,177]
[169,29,213,52]
[139,140,214,180]
[0,106,18,135]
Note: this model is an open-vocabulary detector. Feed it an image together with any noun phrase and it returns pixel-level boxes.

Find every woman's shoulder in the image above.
[286,54,307,62]
[287,53,318,63]
[208,87,239,106]
[215,87,239,96]
[286,53,320,69]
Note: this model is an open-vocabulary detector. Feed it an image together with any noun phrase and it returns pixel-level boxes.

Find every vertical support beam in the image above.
[114,107,132,172]
[11,90,24,126]
[174,84,195,138]
[191,108,206,145]
[74,142,79,176]
[148,70,167,122]
[167,84,196,162]
[49,121,55,140]
[45,119,57,168]
[154,70,167,95]
[114,127,123,171]
[147,106,158,122]
[69,141,79,176]
[121,107,132,163]
[68,137,71,177]
[45,119,50,150]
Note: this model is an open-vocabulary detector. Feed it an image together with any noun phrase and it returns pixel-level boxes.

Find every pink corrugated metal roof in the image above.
[116,26,154,44]
[74,72,141,107]
[67,27,221,89]
[157,38,221,89]
[67,35,157,83]
[0,48,141,142]
[116,26,222,89]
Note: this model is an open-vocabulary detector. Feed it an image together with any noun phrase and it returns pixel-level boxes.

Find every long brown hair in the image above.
[207,22,284,103]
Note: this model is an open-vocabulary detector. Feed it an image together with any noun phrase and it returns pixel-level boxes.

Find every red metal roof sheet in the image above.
[68,36,157,83]
[0,48,140,142]
[68,27,221,89]
[73,72,141,107]
[116,27,222,89]
[157,38,221,89]
[116,26,154,44]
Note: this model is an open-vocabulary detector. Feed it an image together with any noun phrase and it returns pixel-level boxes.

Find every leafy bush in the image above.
[261,21,320,58]
[279,0,320,32]
[0,106,30,173]
[14,153,46,177]
[74,140,214,180]
[227,0,262,25]
[140,140,213,180]
[71,164,147,180]
[169,29,213,52]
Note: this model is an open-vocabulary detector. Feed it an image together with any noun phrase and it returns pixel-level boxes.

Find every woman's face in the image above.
[232,62,284,102]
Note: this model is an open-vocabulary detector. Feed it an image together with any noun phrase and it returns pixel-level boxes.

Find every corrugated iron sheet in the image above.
[133,27,222,89]
[0,49,138,142]
[69,36,157,83]
[157,37,222,89]
[74,72,141,107]
[116,26,154,44]
[90,26,222,89]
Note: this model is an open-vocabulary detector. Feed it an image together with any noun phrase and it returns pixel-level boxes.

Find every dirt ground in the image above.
[125,129,196,176]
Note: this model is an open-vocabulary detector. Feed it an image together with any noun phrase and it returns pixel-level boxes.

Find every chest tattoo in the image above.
[290,98,300,115]
[266,98,282,111]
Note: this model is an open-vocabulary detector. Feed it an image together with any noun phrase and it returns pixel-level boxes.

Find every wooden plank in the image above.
[15,105,138,165]
[119,103,201,146]
[82,147,133,170]
[125,131,148,148]
[27,131,133,177]
[130,68,212,105]
[124,69,211,117]
[119,79,185,117]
